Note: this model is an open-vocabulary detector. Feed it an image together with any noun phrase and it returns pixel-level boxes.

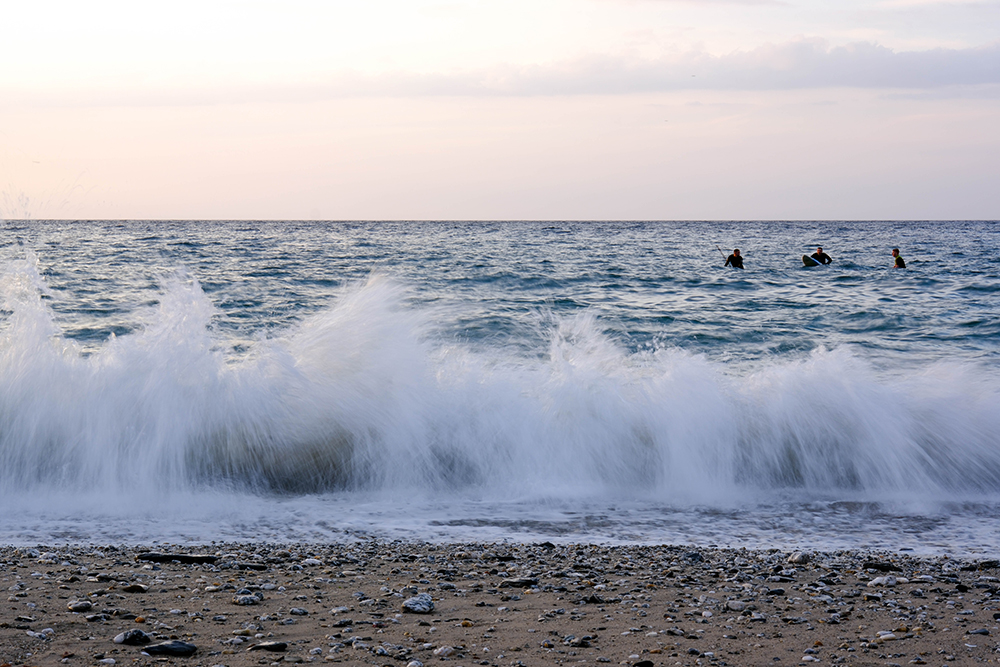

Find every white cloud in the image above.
[6,39,998,108]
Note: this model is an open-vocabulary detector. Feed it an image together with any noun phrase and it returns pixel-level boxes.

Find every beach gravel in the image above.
[2,543,1000,665]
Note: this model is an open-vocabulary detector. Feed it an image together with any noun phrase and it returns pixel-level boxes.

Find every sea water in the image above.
[1,220,998,553]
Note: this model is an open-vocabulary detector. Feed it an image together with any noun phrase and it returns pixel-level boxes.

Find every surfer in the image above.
[810,247,832,265]
[724,248,744,269]
[892,248,906,268]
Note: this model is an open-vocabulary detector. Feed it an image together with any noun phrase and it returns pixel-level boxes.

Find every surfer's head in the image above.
[816,247,823,253]
[733,249,740,255]
[892,248,900,257]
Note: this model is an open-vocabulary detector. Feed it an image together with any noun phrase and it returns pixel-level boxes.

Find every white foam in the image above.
[2,263,1000,548]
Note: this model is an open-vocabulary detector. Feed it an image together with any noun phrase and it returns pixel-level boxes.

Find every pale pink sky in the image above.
[2,0,998,220]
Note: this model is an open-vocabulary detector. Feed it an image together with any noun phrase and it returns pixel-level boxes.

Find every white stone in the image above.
[402,593,434,614]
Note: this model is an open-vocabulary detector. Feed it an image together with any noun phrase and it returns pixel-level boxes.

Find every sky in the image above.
[1,0,998,220]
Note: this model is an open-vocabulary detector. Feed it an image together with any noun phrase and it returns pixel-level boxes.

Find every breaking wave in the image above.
[2,256,999,509]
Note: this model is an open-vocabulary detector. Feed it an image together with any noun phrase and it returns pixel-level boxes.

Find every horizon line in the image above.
[4,218,999,224]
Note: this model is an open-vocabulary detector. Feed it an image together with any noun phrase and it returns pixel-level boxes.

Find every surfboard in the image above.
[802,255,822,267]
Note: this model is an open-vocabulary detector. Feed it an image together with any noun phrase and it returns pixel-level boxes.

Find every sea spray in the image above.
[2,265,1000,505]
[1,219,999,548]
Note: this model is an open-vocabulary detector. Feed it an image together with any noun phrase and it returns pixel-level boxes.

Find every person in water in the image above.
[725,248,744,269]
[811,247,832,265]
[892,248,906,268]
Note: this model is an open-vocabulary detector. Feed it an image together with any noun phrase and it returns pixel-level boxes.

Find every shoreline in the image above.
[3,542,999,666]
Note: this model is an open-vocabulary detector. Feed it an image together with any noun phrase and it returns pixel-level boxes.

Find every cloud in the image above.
[421,39,1000,95]
[607,0,786,5]
[6,39,1000,107]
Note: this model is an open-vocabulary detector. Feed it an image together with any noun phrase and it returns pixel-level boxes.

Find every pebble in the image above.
[112,630,150,645]
[233,594,260,605]
[402,593,435,614]
[67,600,93,612]
[248,641,288,652]
[26,628,55,639]
[142,640,198,657]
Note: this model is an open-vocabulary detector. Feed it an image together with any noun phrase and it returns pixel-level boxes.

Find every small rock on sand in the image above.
[402,593,434,614]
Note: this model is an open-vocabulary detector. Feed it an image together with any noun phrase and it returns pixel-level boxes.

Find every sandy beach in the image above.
[2,543,999,667]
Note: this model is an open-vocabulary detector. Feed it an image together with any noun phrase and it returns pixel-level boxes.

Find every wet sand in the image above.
[2,543,999,666]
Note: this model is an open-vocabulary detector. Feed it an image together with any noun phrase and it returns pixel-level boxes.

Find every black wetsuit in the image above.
[894,255,906,268]
[811,252,832,265]
[725,254,744,269]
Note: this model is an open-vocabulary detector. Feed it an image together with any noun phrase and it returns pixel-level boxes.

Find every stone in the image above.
[726,600,746,612]
[863,561,901,572]
[235,562,267,571]
[113,629,150,645]
[788,551,811,564]
[121,584,148,593]
[868,576,897,587]
[289,607,309,615]
[136,553,217,565]
[142,640,197,657]
[67,600,93,612]
[499,577,538,588]
[402,593,434,614]
[432,646,454,657]
[232,594,260,606]
[248,641,288,652]
[26,628,55,639]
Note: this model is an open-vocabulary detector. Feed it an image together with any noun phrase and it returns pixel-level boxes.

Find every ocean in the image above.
[1,220,998,554]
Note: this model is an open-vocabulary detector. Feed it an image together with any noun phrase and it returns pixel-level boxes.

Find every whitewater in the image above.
[1,220,998,553]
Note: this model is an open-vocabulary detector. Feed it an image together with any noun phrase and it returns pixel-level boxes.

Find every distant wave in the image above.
[2,257,1000,505]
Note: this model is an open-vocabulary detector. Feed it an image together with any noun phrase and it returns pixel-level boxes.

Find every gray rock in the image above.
[499,577,538,588]
[113,629,150,645]
[248,641,287,652]
[142,640,197,657]
[289,607,309,615]
[402,593,434,614]
[67,600,93,612]
[233,594,260,606]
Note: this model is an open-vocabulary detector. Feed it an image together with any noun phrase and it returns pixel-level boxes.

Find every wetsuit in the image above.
[894,255,906,268]
[811,252,832,265]
[725,254,744,269]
